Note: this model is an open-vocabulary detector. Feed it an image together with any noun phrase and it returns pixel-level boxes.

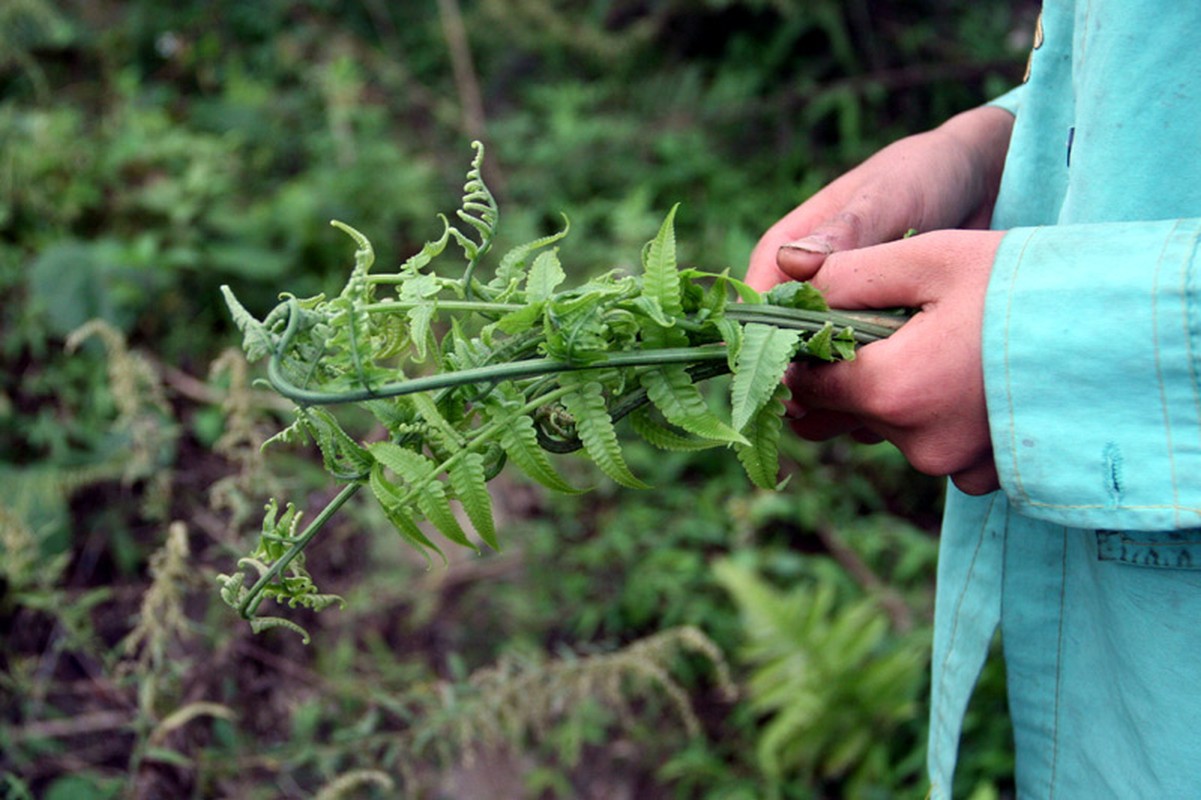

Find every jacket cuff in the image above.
[984,220,1201,529]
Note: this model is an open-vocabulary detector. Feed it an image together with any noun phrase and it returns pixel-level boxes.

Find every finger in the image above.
[775,188,924,283]
[850,429,885,445]
[803,235,950,311]
[787,409,866,441]
[785,354,892,422]
[949,460,1000,496]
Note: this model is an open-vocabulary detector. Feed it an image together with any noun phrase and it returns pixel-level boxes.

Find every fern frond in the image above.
[641,204,682,318]
[490,214,570,295]
[734,383,789,490]
[410,391,465,451]
[802,321,857,362]
[119,521,192,671]
[494,411,582,494]
[559,378,648,490]
[313,770,395,800]
[368,466,445,560]
[447,452,498,551]
[220,285,275,362]
[640,365,748,446]
[297,407,374,480]
[369,442,474,550]
[628,406,723,452]
[397,216,452,276]
[449,141,499,297]
[525,248,566,303]
[247,615,313,645]
[330,220,375,293]
[730,323,802,431]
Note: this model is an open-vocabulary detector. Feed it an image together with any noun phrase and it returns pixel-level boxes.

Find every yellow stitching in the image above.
[999,228,1040,504]
[930,494,998,784]
[1150,220,1184,527]
[1022,499,1201,513]
[1046,528,1069,799]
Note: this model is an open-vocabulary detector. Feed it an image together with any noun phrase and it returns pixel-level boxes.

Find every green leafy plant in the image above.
[218,143,905,637]
[713,558,929,796]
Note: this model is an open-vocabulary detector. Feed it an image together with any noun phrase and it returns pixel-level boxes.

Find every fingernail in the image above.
[780,236,832,255]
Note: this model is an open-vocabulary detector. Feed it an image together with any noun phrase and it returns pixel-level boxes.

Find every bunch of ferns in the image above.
[218,143,902,638]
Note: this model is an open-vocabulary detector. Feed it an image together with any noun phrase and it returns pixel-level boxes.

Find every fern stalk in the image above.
[219,142,905,638]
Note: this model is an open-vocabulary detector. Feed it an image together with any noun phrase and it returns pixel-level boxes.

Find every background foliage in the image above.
[1,1,1032,797]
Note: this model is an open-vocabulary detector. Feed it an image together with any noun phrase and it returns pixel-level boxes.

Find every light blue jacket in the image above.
[930,2,1201,796]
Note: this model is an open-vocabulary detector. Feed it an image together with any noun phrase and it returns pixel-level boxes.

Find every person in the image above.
[746,4,1201,797]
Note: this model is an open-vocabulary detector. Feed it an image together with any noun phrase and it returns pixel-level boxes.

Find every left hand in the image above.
[784,229,1004,495]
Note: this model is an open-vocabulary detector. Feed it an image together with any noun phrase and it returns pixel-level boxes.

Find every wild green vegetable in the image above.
[217,143,903,640]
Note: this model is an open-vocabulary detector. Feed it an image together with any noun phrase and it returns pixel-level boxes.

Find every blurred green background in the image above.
[0,2,1032,798]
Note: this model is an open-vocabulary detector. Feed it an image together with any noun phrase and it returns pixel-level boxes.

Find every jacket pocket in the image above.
[1096,529,1201,570]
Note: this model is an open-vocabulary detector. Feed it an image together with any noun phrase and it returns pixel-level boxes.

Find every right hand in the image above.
[745,104,1015,294]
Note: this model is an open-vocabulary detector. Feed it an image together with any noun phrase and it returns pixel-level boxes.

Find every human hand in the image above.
[784,229,1003,495]
[746,105,1013,294]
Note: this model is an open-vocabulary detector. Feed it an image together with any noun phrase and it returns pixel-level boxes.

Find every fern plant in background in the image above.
[713,558,929,796]
[218,143,905,639]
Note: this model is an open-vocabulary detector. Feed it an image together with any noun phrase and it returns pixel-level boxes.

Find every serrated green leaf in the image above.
[298,407,374,479]
[407,302,437,362]
[491,215,571,294]
[734,383,789,489]
[398,217,451,275]
[642,204,682,318]
[248,615,313,644]
[625,295,675,328]
[447,452,498,550]
[805,321,836,361]
[559,379,648,489]
[716,317,743,371]
[221,286,275,362]
[330,220,375,283]
[629,407,723,452]
[542,293,609,364]
[731,323,802,431]
[640,365,748,446]
[495,301,545,335]
[526,248,566,302]
[368,466,444,562]
[496,413,582,494]
[368,442,474,550]
[765,281,828,311]
[833,326,858,361]
[261,415,309,452]
[411,392,465,449]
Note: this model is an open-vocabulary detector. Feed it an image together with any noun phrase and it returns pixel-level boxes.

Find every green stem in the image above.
[362,299,519,315]
[361,298,906,340]
[726,305,905,341]
[270,300,731,405]
[238,482,361,618]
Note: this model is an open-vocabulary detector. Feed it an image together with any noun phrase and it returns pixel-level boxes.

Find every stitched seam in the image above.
[1046,528,1069,799]
[1151,220,1183,526]
[930,493,998,781]
[1000,229,1039,505]
[1181,225,1201,522]
[1021,499,1201,513]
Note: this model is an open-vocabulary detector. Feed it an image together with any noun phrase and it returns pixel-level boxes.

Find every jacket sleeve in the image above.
[984,220,1201,530]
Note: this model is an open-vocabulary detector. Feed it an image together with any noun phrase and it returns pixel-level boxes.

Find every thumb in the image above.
[808,229,1000,310]
[776,204,913,283]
